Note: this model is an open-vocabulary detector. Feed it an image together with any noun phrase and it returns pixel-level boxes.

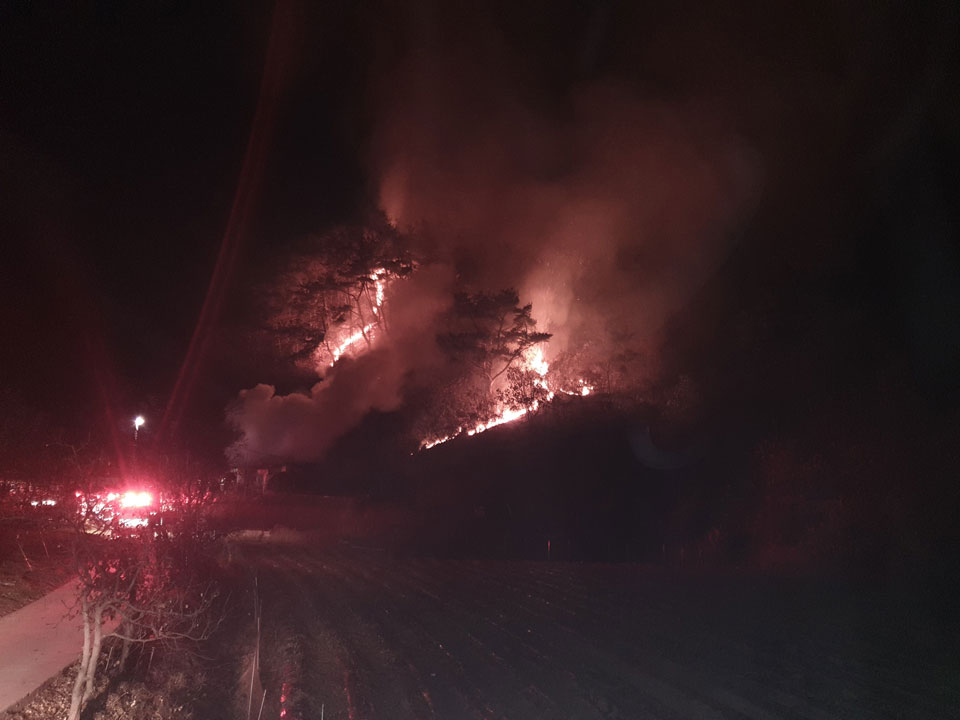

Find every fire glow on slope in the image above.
[420,346,592,450]
[328,268,388,366]
[298,266,592,451]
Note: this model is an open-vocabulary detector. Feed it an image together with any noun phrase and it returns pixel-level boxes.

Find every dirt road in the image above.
[239,543,958,720]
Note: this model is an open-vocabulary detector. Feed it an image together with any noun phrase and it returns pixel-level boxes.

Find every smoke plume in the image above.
[227,264,451,463]
[375,73,761,360]
[229,5,761,464]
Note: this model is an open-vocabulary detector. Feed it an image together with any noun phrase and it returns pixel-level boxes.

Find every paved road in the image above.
[0,580,102,713]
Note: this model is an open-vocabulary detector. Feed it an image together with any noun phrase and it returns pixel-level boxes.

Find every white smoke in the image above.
[227,264,452,463]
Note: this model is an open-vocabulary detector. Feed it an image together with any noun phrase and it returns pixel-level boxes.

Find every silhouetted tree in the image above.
[417,289,552,438]
[260,215,415,368]
[437,289,551,392]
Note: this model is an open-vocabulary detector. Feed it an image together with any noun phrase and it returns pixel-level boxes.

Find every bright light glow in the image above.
[330,323,377,365]
[421,432,458,450]
[42,498,57,506]
[372,267,385,314]
[118,517,149,529]
[466,404,531,436]
[134,416,145,429]
[527,346,549,376]
[120,491,153,508]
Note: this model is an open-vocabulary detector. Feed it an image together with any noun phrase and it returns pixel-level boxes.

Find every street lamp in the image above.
[134,415,145,441]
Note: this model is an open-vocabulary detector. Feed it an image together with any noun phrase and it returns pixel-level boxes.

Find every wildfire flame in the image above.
[419,345,593,450]
[303,263,592,450]
[328,268,388,366]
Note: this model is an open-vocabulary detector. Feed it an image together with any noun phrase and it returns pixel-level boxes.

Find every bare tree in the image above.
[66,530,220,720]
[65,455,222,720]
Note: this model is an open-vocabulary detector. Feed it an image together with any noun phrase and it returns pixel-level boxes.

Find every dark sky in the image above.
[1,1,958,456]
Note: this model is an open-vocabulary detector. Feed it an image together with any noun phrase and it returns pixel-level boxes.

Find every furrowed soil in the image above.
[232,540,959,720]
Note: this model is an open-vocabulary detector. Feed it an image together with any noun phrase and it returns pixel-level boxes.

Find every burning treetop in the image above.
[262,221,415,370]
[229,218,607,463]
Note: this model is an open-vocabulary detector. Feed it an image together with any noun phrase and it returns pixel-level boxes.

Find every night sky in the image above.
[2,1,958,471]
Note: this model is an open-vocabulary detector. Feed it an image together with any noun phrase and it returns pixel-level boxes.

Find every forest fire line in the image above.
[419,347,592,450]
[327,268,388,366]
[228,240,599,464]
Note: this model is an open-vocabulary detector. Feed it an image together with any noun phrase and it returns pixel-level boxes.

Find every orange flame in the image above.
[419,345,593,450]
[326,269,388,367]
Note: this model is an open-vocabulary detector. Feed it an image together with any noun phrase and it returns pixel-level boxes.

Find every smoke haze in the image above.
[374,58,761,365]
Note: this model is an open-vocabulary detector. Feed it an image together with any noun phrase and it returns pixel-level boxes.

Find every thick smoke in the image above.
[227,264,451,463]
[229,6,761,464]
[375,72,761,363]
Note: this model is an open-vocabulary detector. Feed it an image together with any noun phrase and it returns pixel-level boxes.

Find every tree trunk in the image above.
[118,619,132,671]
[82,603,104,705]
[67,599,92,720]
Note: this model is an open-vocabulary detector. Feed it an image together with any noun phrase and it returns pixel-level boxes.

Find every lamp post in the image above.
[134,415,145,442]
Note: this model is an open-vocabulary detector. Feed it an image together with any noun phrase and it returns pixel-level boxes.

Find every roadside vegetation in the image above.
[0,525,73,619]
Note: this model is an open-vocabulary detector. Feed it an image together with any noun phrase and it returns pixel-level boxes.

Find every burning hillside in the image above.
[226,8,760,466]
[227,239,599,463]
[419,346,593,450]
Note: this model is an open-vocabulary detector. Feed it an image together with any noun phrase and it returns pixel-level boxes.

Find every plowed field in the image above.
[238,542,958,720]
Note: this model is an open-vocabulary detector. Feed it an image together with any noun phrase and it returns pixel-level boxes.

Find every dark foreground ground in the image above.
[234,539,959,720]
[5,533,957,719]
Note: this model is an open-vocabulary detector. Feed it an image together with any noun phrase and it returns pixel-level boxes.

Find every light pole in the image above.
[134,415,145,442]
